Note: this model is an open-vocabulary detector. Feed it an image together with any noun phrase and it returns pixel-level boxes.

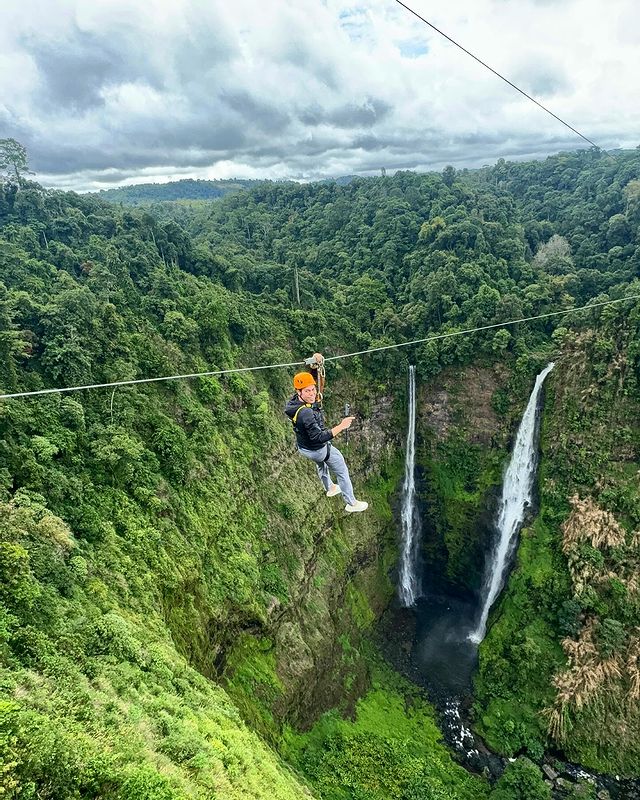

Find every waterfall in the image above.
[398,365,422,607]
[469,363,555,643]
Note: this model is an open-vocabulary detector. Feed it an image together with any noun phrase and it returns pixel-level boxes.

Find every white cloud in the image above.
[1,0,638,190]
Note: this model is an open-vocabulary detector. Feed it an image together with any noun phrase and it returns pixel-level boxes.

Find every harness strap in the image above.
[316,362,326,406]
[292,403,311,428]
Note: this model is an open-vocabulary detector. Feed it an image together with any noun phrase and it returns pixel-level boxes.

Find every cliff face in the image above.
[416,364,513,597]
[219,386,403,737]
[474,324,640,776]
[0,368,404,799]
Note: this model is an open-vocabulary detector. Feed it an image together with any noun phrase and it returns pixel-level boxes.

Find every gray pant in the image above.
[298,443,357,506]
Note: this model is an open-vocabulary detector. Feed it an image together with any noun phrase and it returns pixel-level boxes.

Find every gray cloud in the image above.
[499,0,570,5]
[275,39,340,91]
[458,130,508,146]
[0,110,31,142]
[1,0,634,191]
[33,129,589,191]
[26,30,132,111]
[221,90,291,133]
[298,98,391,128]
[328,99,392,128]
[513,64,571,97]
[173,19,237,80]
[30,121,251,174]
[20,6,237,114]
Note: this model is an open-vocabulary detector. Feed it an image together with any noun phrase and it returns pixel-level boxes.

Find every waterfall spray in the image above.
[469,363,555,643]
[398,365,422,607]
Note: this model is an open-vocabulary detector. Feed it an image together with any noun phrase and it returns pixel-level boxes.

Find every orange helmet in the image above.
[293,372,316,390]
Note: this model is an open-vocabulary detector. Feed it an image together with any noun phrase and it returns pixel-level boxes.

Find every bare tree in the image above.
[532,234,573,274]
[0,138,32,182]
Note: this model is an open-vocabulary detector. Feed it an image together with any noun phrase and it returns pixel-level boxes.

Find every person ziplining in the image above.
[284,353,368,513]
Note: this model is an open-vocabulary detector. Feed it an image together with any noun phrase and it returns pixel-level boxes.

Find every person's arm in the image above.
[299,407,353,445]
[331,416,355,438]
[308,352,354,436]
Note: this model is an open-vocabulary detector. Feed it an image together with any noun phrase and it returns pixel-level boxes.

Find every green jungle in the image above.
[1,142,639,799]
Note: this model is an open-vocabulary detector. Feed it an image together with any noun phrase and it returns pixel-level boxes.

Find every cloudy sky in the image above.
[1,0,638,191]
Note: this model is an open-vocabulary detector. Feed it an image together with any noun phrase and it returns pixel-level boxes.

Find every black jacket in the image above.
[284,395,334,451]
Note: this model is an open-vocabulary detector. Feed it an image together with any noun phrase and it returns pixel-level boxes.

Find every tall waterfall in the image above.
[469,363,555,643]
[398,365,422,607]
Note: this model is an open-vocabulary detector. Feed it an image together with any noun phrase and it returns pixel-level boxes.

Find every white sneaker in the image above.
[345,500,368,513]
[326,483,341,497]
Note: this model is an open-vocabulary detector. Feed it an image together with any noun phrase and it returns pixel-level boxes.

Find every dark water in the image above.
[379,592,479,699]
[379,595,503,778]
[380,594,640,799]
[413,594,478,695]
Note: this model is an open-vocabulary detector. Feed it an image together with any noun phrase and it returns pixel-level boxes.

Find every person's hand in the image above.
[313,352,324,365]
[331,416,355,438]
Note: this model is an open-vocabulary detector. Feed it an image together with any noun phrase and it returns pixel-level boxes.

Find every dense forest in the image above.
[89,178,261,206]
[1,144,639,798]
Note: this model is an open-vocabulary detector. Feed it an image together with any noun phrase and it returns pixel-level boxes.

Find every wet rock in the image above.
[597,791,611,800]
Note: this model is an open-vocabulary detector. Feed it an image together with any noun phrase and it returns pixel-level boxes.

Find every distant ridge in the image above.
[319,175,357,185]
[89,175,364,204]
[88,178,262,205]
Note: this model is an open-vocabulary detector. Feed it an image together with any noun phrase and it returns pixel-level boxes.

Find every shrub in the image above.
[490,758,551,800]
[558,599,583,638]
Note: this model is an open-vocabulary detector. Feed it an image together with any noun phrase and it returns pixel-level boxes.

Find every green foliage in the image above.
[476,306,640,775]
[489,758,551,800]
[474,517,569,758]
[421,427,506,593]
[557,598,583,637]
[286,667,488,800]
[596,617,627,658]
[91,178,260,205]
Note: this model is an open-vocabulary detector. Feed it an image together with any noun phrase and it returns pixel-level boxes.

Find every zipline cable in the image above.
[393,0,603,152]
[1,294,638,401]
[324,294,640,362]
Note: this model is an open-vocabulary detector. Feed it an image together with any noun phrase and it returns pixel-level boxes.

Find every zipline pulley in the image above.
[304,353,326,405]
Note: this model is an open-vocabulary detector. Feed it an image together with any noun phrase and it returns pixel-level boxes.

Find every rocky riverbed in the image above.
[379,597,640,800]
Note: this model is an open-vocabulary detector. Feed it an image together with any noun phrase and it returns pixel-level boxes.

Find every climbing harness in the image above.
[291,401,332,461]
[291,403,311,428]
